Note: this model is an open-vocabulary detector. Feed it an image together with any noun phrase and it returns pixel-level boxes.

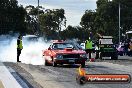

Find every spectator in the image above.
[129,41,132,56]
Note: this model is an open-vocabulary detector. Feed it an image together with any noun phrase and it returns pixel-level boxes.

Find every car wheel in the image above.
[53,61,57,67]
[45,60,49,66]
[114,56,118,60]
[81,62,85,68]
[111,53,118,60]
[121,53,123,56]
[119,52,123,56]
[112,56,118,60]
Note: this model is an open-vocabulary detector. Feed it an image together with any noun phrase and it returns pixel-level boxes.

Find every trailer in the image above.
[97,36,118,60]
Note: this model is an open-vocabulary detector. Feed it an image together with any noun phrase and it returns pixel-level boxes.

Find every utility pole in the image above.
[108,0,121,43]
[119,2,121,43]
[37,0,40,36]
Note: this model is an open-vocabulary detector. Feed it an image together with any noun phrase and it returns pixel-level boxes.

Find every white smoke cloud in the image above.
[0,35,51,65]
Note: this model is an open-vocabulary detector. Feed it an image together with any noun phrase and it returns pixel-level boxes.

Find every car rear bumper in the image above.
[101,52,117,57]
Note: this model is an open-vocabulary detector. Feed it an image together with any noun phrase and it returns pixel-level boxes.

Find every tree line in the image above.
[0,0,132,42]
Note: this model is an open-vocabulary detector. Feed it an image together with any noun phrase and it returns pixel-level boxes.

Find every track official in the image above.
[17,35,23,62]
[85,37,93,59]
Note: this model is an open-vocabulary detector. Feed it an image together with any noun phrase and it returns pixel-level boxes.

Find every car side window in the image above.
[51,44,58,50]
[52,44,56,49]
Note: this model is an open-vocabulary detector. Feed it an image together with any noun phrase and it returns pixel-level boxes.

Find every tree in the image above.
[39,9,66,39]
[0,0,27,34]
[25,5,44,35]
[80,0,132,42]
[96,0,132,41]
[60,25,87,41]
[80,10,97,39]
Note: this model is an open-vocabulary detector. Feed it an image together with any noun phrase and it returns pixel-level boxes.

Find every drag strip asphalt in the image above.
[3,56,132,88]
[3,59,131,88]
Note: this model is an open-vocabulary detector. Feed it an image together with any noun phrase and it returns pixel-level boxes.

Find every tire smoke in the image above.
[0,35,51,65]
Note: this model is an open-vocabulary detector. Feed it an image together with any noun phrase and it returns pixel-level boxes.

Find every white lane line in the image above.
[0,62,22,88]
[0,80,4,88]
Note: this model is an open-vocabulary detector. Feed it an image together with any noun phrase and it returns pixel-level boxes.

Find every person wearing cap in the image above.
[85,37,93,59]
[17,35,23,62]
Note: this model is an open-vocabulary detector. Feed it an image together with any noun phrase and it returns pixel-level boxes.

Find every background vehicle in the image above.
[43,40,87,67]
[22,35,39,43]
[80,43,85,50]
[97,36,118,60]
[22,35,40,46]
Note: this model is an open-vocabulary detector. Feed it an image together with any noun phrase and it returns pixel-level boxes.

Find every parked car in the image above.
[80,43,85,50]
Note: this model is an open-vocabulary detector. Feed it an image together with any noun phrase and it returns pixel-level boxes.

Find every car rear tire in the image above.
[53,61,57,67]
[120,53,123,56]
[81,62,85,68]
[111,53,118,60]
[111,56,118,60]
[45,60,50,66]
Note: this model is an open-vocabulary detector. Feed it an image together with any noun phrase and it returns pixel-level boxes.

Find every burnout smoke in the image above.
[0,35,50,65]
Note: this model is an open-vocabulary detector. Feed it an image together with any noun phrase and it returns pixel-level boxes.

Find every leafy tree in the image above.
[60,25,88,41]
[80,10,97,40]
[25,5,44,35]
[80,0,132,42]
[0,0,27,34]
[39,9,66,39]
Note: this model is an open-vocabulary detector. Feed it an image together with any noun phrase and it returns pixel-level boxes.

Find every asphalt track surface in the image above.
[4,56,132,88]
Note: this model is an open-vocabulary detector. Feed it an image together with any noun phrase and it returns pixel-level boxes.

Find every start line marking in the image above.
[0,62,22,88]
[0,80,4,88]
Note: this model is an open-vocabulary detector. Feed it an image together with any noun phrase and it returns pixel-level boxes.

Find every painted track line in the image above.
[0,80,4,88]
[0,62,22,88]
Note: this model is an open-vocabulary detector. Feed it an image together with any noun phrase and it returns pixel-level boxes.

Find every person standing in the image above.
[85,37,93,59]
[124,40,129,55]
[17,35,23,62]
[95,41,99,59]
[129,41,132,56]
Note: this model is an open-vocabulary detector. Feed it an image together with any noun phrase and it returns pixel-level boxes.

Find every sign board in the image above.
[102,36,113,38]
[99,39,113,44]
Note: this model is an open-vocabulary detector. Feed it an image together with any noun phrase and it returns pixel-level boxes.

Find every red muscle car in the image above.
[42,40,87,67]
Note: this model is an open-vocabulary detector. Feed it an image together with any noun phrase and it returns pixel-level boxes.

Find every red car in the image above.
[42,41,87,67]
